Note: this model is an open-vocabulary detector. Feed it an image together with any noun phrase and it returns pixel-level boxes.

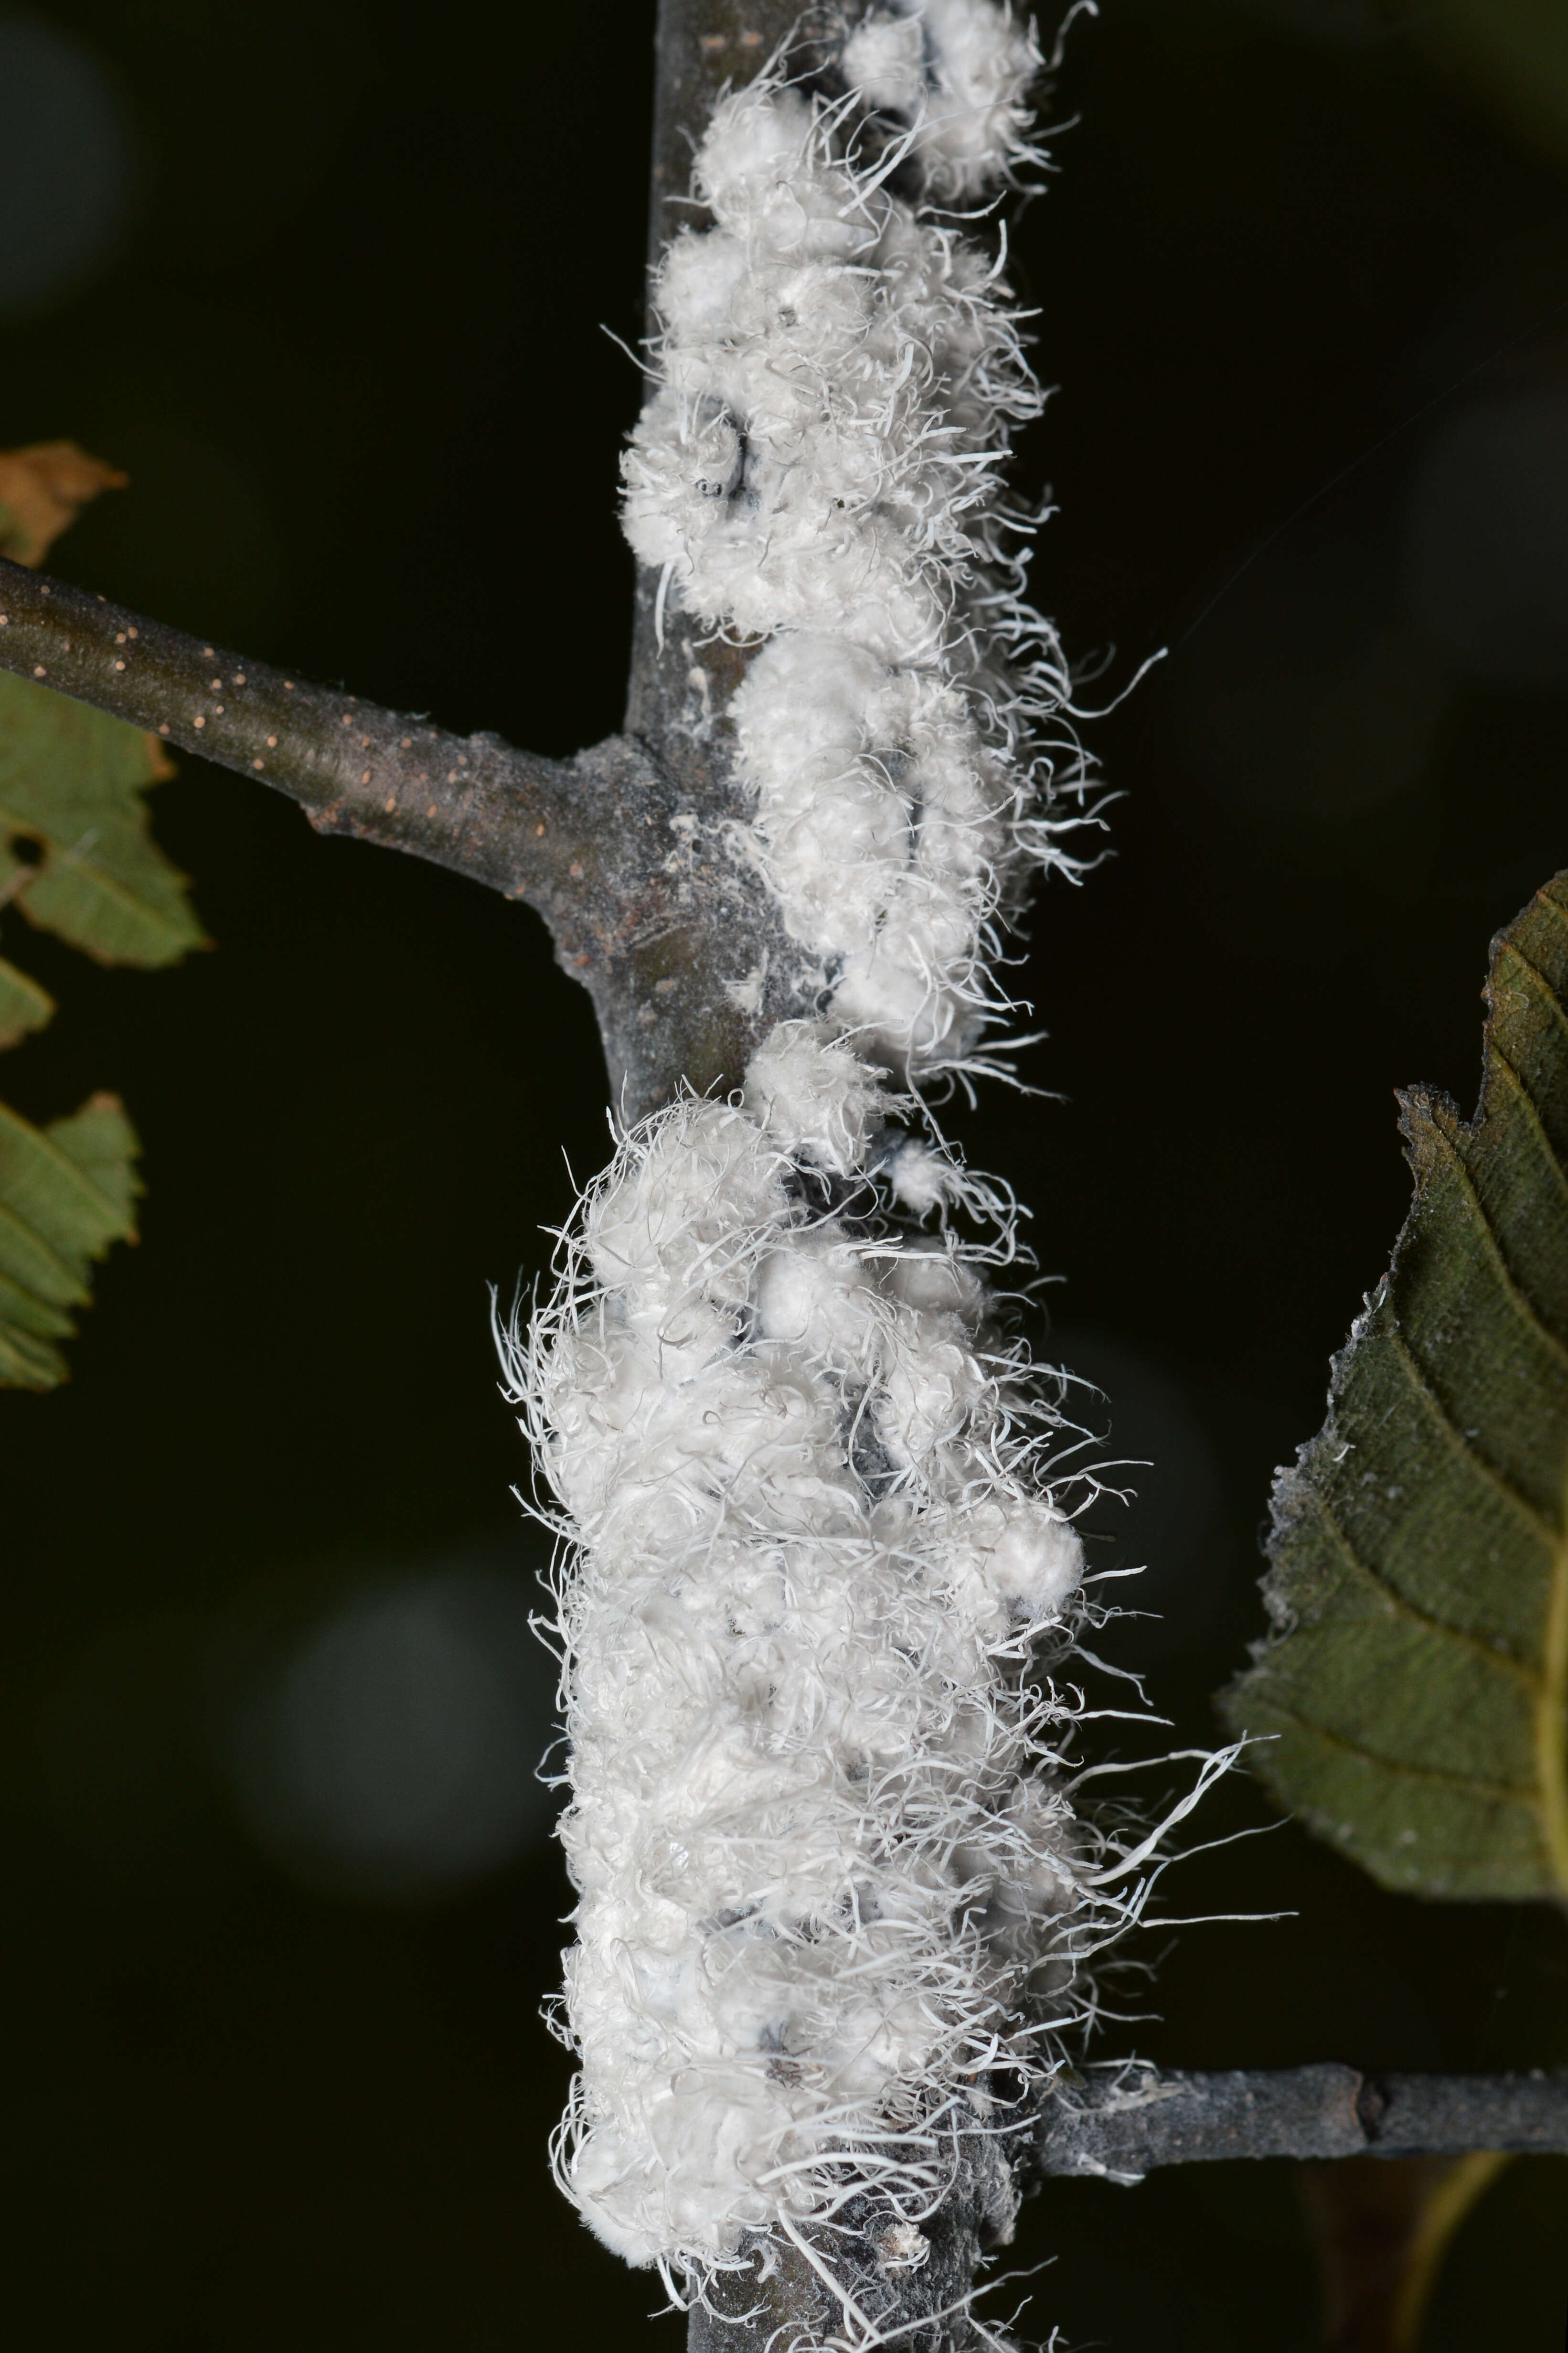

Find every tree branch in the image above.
[624,0,834,807]
[624,4,1568,2342]
[7,6,1563,2347]
[0,553,790,1113]
[0,0,832,1122]
[0,552,589,898]
[681,2069,1568,2353]
[1032,2065,1568,2180]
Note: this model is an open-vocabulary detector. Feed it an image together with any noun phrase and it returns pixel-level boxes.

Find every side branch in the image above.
[1033,2065,1568,2180]
[0,553,595,905]
[0,556,791,1110]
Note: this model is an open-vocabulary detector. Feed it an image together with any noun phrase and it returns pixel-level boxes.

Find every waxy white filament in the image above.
[504,8,1181,2331]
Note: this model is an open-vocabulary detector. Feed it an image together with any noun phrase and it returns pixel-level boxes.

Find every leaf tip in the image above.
[0,440,127,568]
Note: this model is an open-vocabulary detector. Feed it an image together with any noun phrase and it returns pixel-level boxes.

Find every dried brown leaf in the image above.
[0,441,127,569]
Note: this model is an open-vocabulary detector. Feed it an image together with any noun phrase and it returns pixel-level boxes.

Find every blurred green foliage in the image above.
[1429,0,1568,168]
[0,1087,139,1385]
[0,459,203,1387]
[0,675,204,968]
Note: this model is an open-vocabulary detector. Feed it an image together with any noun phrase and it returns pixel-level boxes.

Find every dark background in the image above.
[1,0,1566,2344]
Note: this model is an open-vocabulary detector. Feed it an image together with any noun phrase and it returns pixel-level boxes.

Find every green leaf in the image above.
[1224,871,1568,1902]
[0,443,197,1391]
[0,671,207,968]
[0,1090,140,1388]
[0,957,54,1049]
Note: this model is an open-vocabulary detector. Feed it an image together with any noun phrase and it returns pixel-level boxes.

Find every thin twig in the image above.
[1032,2064,1568,2180]
[0,553,789,1112]
[0,552,585,900]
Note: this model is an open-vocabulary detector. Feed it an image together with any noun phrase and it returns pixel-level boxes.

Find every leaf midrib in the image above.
[2,824,192,936]
[1504,929,1568,1900]
[0,1100,135,1234]
[1538,1485,1568,1899]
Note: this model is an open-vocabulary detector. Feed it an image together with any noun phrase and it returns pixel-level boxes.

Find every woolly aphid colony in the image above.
[501,0,1203,2328]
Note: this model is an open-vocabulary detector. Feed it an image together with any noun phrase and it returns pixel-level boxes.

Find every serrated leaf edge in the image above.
[1226,874,1568,1899]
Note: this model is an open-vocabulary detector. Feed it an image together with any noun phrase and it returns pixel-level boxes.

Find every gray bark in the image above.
[0,7,817,1120]
[675,2069,1568,2349]
[1031,2064,1568,2177]
[0,549,783,1120]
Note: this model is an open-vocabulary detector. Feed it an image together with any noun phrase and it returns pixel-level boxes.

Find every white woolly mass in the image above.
[513,7,1184,2322]
[843,0,1044,201]
[511,1026,1097,2274]
[621,2,1086,1079]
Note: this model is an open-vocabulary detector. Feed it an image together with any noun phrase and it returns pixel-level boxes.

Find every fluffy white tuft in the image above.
[621,29,1093,1082]
[844,0,1045,201]
[509,1032,1106,2277]
[743,1017,891,1176]
[516,6,1185,2329]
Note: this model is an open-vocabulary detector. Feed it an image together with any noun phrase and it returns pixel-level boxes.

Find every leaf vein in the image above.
[1487,1049,1568,1222]
[1384,1322,1561,1551]
[1256,1703,1534,1802]
[0,1103,136,1230]
[0,1195,85,1299]
[1496,936,1568,1039]
[1533,884,1568,938]
[1417,1125,1568,1370]
[1305,1487,1540,1691]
